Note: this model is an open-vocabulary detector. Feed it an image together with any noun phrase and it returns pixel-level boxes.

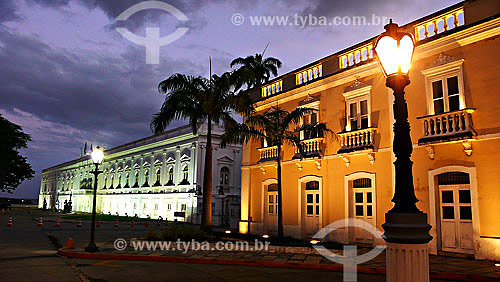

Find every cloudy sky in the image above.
[0,0,460,199]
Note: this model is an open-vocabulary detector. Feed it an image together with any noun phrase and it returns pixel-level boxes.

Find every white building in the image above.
[38,124,242,228]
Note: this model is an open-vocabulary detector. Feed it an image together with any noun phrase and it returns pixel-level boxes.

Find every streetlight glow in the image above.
[91,147,104,164]
[374,20,415,78]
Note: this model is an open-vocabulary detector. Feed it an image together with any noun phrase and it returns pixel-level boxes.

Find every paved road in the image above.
[0,208,80,282]
[1,208,453,282]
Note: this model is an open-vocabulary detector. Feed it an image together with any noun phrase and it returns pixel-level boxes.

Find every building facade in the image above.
[39,124,242,229]
[240,0,500,260]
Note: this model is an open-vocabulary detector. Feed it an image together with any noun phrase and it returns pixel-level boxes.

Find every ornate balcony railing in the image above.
[216,185,233,195]
[258,146,278,162]
[293,137,323,159]
[417,109,475,145]
[337,128,376,154]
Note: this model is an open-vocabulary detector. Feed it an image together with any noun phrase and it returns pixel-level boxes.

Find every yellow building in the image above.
[239,0,500,261]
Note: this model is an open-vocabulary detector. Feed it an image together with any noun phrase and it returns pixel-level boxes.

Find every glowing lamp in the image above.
[91,147,104,164]
[374,20,415,78]
[225,230,231,234]
[310,240,320,245]
[262,234,269,239]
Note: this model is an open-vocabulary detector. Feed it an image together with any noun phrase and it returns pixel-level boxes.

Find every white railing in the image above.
[418,109,474,139]
[295,138,323,155]
[339,42,373,69]
[414,7,464,41]
[338,128,376,151]
[258,146,278,161]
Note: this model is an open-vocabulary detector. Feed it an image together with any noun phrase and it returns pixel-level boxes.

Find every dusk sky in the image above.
[0,0,460,199]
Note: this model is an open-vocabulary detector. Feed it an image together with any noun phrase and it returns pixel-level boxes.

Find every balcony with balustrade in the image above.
[258,146,278,163]
[293,137,324,159]
[337,128,377,154]
[417,109,475,145]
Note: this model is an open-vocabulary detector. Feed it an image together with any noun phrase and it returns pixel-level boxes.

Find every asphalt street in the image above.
[0,208,452,282]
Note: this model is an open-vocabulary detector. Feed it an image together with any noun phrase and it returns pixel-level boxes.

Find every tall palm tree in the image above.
[230,52,282,88]
[151,72,252,231]
[222,107,331,239]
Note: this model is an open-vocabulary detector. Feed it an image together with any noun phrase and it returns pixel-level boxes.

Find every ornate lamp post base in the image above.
[386,242,430,282]
[85,243,99,253]
[383,213,432,282]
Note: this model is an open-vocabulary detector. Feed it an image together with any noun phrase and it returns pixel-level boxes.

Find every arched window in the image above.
[124,173,130,188]
[167,168,174,185]
[109,174,114,189]
[133,171,139,188]
[220,167,230,185]
[156,169,161,182]
[267,183,278,214]
[154,168,161,186]
[180,166,190,185]
[183,166,188,181]
[143,170,150,187]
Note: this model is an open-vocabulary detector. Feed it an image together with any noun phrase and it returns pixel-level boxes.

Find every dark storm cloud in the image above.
[300,0,416,17]
[0,25,198,146]
[0,1,21,23]
[22,0,242,32]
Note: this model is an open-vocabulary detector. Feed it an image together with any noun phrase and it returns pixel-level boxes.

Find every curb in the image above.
[57,249,498,281]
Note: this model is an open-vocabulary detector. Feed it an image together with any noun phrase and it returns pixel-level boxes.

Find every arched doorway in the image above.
[437,171,474,254]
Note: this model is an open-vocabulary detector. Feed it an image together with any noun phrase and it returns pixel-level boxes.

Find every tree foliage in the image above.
[0,114,34,193]
[152,71,252,231]
[222,107,332,239]
[230,53,282,88]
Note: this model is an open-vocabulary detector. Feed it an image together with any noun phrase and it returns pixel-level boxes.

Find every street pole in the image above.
[85,163,101,252]
[382,74,432,282]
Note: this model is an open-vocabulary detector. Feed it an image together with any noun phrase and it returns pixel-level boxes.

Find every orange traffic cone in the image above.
[65,238,74,249]
[114,218,119,228]
[77,218,82,228]
[6,216,13,227]
[37,217,43,227]
[96,218,101,228]
[55,216,61,227]
[130,219,134,228]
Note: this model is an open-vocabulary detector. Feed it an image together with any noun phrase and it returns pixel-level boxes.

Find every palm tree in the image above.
[222,107,331,239]
[230,52,282,88]
[151,72,252,231]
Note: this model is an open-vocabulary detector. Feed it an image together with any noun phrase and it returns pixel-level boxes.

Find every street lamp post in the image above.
[85,146,104,253]
[374,20,432,282]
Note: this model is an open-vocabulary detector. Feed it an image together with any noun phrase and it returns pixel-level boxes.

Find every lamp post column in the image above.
[382,75,432,282]
[85,163,101,252]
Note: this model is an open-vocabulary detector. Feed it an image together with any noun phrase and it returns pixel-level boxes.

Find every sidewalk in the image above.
[59,240,500,282]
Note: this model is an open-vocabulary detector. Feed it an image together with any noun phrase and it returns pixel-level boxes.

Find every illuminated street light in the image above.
[85,146,104,253]
[374,20,432,282]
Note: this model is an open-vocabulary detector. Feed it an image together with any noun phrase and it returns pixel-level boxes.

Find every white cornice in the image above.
[255,16,500,112]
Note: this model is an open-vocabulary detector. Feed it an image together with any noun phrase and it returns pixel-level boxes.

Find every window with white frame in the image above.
[299,100,320,140]
[343,85,371,131]
[183,166,188,180]
[155,168,161,185]
[267,183,278,214]
[167,167,174,185]
[220,167,229,185]
[422,59,465,115]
